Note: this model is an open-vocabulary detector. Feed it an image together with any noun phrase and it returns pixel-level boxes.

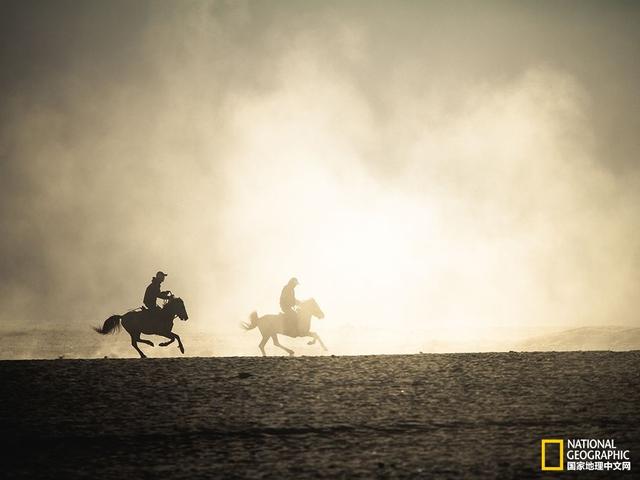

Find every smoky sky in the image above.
[1,0,640,355]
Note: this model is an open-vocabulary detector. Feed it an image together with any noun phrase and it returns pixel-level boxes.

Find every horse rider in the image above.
[280,277,301,335]
[144,271,172,314]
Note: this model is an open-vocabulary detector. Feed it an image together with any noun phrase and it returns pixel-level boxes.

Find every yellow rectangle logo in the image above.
[541,439,564,471]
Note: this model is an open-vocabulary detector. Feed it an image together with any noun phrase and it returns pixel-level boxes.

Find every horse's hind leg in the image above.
[272,334,294,357]
[308,331,328,351]
[259,335,269,357]
[129,332,147,358]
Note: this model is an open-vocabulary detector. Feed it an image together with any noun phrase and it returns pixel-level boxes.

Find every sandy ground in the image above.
[2,352,639,478]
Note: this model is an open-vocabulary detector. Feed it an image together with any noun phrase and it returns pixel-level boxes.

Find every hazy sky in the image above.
[1,0,639,357]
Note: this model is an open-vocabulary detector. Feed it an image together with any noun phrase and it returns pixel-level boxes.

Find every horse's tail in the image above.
[241,311,259,331]
[93,315,122,335]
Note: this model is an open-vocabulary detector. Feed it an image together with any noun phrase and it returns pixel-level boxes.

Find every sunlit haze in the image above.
[1,1,639,357]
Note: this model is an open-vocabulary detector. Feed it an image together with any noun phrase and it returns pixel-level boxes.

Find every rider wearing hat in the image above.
[144,271,172,310]
[280,277,301,335]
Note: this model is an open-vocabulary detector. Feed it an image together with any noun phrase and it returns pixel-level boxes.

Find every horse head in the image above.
[301,298,324,320]
[165,296,189,321]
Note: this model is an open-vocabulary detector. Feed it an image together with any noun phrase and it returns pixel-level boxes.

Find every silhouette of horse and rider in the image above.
[94,271,189,358]
[94,272,327,358]
[243,277,327,356]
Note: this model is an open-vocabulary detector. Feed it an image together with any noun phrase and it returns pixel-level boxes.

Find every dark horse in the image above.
[94,296,189,358]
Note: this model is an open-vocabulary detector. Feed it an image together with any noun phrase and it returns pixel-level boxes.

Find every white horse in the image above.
[243,298,327,356]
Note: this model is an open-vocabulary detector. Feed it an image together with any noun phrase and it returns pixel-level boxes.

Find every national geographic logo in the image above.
[541,438,632,472]
[541,439,564,471]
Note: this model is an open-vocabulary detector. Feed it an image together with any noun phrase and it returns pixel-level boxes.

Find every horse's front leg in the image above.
[159,332,184,354]
[138,338,154,347]
[174,333,185,354]
[308,331,328,351]
[158,334,175,347]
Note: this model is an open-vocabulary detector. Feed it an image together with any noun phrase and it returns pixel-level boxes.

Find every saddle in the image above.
[136,306,161,322]
[280,310,304,337]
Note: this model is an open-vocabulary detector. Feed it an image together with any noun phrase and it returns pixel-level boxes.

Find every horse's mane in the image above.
[162,297,182,309]
[301,297,317,306]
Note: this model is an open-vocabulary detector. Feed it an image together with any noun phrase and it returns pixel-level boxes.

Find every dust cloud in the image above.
[1,1,639,357]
